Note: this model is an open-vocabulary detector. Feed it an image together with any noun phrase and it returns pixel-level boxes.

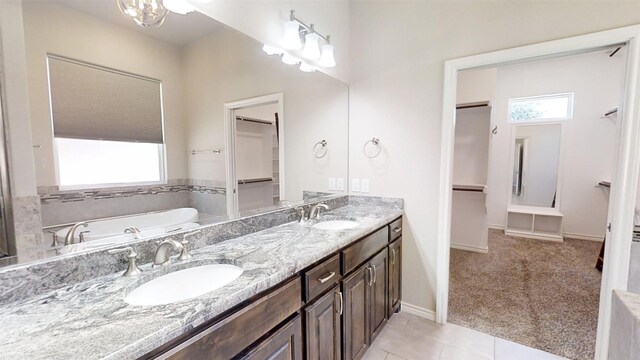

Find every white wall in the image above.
[348,0,640,312]
[183,26,348,202]
[457,68,497,105]
[21,1,188,187]
[487,51,624,238]
[193,0,350,83]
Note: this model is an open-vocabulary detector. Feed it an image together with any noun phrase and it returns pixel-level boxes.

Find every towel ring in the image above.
[313,140,328,158]
[363,137,382,158]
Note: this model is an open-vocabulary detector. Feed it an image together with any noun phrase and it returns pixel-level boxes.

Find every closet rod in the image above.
[238,177,273,185]
[236,116,273,125]
[456,101,490,110]
[452,185,485,192]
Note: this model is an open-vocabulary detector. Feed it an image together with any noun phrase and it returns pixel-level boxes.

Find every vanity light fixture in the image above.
[117,0,168,28]
[262,44,284,56]
[281,53,300,65]
[299,62,317,73]
[279,10,336,68]
[163,0,195,15]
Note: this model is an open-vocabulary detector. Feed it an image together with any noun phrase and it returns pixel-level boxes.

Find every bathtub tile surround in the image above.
[12,196,44,262]
[0,194,359,303]
[38,179,227,226]
[0,195,402,360]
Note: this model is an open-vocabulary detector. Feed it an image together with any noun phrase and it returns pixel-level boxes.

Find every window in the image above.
[47,55,166,189]
[508,93,574,123]
[56,138,164,188]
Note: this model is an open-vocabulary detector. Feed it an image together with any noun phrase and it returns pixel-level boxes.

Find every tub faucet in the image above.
[309,203,329,219]
[124,227,142,239]
[153,239,184,267]
[64,221,89,246]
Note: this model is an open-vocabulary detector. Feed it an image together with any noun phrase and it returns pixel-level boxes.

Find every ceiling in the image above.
[52,0,225,46]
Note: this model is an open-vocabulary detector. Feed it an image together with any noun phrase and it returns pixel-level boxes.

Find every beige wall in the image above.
[183,27,348,202]
[21,1,188,187]
[348,0,640,312]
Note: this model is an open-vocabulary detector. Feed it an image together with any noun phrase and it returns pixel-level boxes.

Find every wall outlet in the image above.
[328,178,336,191]
[336,178,345,191]
[361,179,370,193]
[352,179,360,192]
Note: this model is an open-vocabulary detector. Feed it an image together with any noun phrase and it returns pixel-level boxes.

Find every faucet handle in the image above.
[296,207,307,223]
[47,230,59,247]
[108,247,142,277]
[179,230,202,260]
[78,231,90,243]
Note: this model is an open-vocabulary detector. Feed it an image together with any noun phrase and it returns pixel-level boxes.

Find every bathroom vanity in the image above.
[149,216,402,360]
[0,196,403,360]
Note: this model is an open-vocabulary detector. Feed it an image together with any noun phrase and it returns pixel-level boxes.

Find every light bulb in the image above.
[262,44,284,56]
[299,62,317,73]
[282,21,302,50]
[164,0,195,15]
[282,54,300,65]
[302,33,321,60]
[318,44,336,68]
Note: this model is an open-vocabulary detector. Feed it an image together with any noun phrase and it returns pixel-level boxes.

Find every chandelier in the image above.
[116,0,168,28]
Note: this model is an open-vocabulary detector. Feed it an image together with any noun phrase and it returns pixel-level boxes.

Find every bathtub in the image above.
[56,208,199,253]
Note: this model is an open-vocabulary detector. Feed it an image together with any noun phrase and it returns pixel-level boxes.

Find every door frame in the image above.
[436,25,640,360]
[223,93,284,215]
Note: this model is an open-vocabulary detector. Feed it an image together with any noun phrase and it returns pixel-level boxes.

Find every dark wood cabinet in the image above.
[369,249,388,342]
[342,264,369,360]
[241,314,303,360]
[388,238,402,317]
[304,285,342,360]
[342,248,389,360]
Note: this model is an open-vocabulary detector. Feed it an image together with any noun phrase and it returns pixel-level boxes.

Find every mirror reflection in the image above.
[511,124,561,207]
[5,0,348,264]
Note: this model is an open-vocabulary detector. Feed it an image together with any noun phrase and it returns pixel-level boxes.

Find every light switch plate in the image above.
[328,178,336,191]
[336,178,345,191]
[361,179,370,193]
[352,179,360,192]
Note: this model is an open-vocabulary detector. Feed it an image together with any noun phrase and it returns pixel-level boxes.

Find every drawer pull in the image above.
[337,291,344,315]
[318,271,336,284]
[393,227,402,233]
[372,264,377,284]
[367,266,374,286]
[391,248,396,265]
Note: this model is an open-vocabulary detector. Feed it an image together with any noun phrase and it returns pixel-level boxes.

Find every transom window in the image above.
[508,93,574,123]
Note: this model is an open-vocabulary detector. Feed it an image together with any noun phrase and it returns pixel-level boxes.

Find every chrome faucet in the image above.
[64,221,89,245]
[309,203,329,219]
[124,227,142,239]
[153,239,184,267]
[296,207,307,223]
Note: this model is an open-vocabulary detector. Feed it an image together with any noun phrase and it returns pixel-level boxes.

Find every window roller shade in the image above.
[48,56,164,144]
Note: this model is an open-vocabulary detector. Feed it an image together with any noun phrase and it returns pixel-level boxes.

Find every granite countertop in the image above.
[0,202,402,360]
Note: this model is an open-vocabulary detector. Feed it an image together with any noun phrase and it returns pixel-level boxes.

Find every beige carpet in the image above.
[449,230,602,360]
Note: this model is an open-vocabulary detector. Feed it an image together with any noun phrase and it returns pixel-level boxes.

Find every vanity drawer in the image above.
[342,227,388,274]
[304,254,341,302]
[389,217,402,241]
[159,277,302,360]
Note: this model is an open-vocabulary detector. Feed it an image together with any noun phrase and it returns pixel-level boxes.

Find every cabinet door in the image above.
[342,265,370,360]
[241,314,303,360]
[388,239,402,317]
[305,286,342,360]
[369,249,388,342]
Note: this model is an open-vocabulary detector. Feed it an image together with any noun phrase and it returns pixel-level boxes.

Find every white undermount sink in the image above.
[125,264,243,306]
[313,220,359,231]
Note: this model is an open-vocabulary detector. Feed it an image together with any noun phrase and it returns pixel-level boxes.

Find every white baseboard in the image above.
[400,302,436,321]
[563,232,605,242]
[450,243,488,253]
[488,224,505,230]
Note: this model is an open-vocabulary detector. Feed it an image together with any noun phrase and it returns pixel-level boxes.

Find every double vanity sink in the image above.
[0,197,403,360]
[124,219,361,306]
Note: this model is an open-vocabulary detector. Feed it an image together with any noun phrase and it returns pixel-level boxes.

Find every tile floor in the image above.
[363,312,567,360]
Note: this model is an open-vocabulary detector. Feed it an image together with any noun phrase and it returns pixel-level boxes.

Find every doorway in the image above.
[437,25,640,360]
[224,93,284,215]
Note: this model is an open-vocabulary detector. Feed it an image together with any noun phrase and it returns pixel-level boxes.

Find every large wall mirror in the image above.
[510,124,562,208]
[1,0,348,264]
